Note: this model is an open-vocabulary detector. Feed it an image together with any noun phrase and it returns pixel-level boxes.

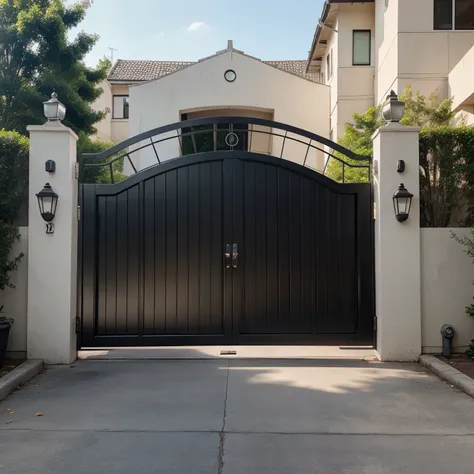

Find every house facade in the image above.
[308,0,474,138]
[93,0,474,149]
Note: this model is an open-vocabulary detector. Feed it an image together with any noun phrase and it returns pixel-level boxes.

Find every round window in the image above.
[224,70,237,82]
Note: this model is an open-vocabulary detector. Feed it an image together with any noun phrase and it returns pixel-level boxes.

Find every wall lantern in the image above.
[382,90,405,123]
[43,92,66,122]
[393,183,413,223]
[36,183,58,223]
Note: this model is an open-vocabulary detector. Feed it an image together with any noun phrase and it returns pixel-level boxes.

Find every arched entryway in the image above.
[78,117,374,347]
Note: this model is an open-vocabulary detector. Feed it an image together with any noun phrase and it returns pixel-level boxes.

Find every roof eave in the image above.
[306,0,375,73]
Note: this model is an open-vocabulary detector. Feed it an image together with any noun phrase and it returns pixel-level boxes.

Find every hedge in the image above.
[0,131,29,291]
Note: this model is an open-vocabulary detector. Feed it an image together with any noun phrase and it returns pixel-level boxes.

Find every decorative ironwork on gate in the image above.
[81,117,371,183]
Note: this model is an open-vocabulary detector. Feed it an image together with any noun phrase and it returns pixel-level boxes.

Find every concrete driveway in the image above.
[1,357,474,473]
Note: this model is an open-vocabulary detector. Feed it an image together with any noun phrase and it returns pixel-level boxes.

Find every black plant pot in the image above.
[0,323,11,369]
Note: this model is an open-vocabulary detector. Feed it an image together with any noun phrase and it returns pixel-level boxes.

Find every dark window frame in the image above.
[113,95,130,119]
[434,0,474,30]
[352,30,372,66]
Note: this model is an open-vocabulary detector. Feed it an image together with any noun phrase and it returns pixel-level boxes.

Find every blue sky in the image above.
[74,0,325,66]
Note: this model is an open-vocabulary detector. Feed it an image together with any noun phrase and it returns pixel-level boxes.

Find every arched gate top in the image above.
[81,116,371,183]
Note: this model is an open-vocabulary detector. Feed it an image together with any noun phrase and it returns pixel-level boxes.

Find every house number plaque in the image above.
[46,223,55,234]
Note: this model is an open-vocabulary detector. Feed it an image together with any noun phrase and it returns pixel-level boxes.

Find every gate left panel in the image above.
[79,160,229,347]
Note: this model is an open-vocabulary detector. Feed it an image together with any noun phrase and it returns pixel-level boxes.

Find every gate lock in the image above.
[440,324,455,359]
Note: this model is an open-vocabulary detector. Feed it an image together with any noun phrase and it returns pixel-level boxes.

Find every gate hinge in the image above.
[75,316,81,333]
[373,316,377,332]
[77,205,81,221]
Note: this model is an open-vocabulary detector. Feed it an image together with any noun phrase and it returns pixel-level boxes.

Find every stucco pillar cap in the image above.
[372,123,421,141]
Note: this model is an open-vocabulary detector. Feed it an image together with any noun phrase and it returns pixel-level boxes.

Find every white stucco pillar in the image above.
[27,123,78,364]
[373,123,421,361]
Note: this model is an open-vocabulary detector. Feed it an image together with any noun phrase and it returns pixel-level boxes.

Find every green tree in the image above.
[326,107,384,183]
[0,131,28,293]
[77,133,126,184]
[0,0,107,135]
[326,86,461,183]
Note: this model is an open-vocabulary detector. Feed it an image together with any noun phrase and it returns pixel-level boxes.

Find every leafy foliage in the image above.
[0,131,28,293]
[77,133,126,184]
[399,85,458,127]
[450,229,474,322]
[0,0,108,135]
[466,340,474,360]
[326,107,383,183]
[420,126,474,227]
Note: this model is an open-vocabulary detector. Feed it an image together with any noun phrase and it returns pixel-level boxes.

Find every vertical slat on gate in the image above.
[357,184,375,341]
[81,185,97,346]
[127,185,140,334]
[337,194,357,333]
[199,162,212,331]
[177,167,189,332]
[255,163,268,331]
[243,162,256,332]
[265,165,279,329]
[315,186,328,333]
[97,196,107,334]
[300,177,313,333]
[277,168,290,325]
[231,157,244,342]
[116,191,128,334]
[325,190,341,333]
[289,172,302,330]
[143,177,156,335]
[223,159,234,342]
[154,174,167,334]
[105,196,118,333]
[210,161,224,334]
[188,164,200,334]
[165,170,178,333]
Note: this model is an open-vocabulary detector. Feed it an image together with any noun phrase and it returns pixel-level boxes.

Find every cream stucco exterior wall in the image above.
[91,80,113,142]
[3,227,28,358]
[322,3,375,139]
[421,228,474,353]
[375,0,474,105]
[449,44,474,111]
[128,50,330,172]
[90,81,130,144]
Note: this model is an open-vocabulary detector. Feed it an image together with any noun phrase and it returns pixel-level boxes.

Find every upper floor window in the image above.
[353,30,371,66]
[113,95,129,119]
[434,0,474,30]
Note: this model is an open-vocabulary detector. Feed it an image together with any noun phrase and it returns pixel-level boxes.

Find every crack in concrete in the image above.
[218,361,230,474]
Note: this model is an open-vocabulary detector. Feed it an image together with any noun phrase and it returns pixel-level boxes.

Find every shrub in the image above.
[77,133,126,184]
[0,131,29,292]
[420,126,474,227]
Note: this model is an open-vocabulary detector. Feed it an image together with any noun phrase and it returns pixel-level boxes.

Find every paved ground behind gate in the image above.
[1,357,474,473]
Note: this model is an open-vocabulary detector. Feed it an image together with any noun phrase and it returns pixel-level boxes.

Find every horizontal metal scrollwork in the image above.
[81,116,371,184]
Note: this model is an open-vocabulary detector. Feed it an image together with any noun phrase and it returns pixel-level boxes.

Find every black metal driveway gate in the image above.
[78,117,375,347]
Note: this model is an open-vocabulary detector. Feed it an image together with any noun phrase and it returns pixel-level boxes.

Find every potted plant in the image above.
[0,306,13,369]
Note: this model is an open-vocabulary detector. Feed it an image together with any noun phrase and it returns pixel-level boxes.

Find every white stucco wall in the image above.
[91,80,113,142]
[375,0,474,104]
[2,227,28,357]
[449,44,474,110]
[128,50,330,171]
[421,228,474,353]
[326,3,375,138]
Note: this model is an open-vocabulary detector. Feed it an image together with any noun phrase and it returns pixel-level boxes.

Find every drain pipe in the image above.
[440,325,455,358]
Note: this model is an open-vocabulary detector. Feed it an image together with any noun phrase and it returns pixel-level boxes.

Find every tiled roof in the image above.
[108,60,194,82]
[264,60,319,82]
[108,58,319,83]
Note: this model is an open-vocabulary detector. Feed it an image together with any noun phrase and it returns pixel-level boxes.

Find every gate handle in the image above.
[232,243,239,269]
[225,244,231,269]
